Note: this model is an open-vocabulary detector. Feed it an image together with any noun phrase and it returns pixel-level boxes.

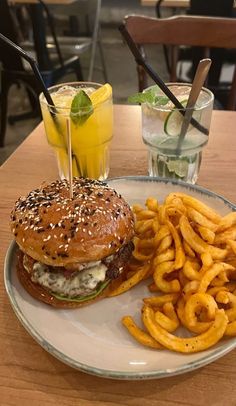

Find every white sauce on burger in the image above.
[28,261,107,298]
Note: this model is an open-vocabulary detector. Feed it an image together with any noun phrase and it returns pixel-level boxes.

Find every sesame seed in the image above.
[43,235,51,242]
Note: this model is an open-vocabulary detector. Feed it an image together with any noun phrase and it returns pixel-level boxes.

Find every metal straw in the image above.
[119,24,209,136]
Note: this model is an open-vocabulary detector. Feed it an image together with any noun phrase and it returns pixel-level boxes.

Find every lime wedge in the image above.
[164,100,202,137]
[167,158,189,178]
[164,99,188,137]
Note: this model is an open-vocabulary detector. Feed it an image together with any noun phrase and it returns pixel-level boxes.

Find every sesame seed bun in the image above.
[10,178,135,267]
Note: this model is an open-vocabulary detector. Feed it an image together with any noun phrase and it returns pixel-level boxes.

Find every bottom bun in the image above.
[17,250,113,309]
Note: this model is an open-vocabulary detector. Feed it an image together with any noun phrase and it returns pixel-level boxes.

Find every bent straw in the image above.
[119,24,209,136]
[0,33,59,125]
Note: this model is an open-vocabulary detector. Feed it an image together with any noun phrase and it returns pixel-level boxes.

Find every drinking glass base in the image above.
[148,150,202,184]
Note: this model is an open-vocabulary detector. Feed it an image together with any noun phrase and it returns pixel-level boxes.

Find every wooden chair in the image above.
[124,14,236,110]
[154,0,235,80]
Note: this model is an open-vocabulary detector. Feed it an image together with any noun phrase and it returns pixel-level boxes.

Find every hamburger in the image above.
[10,178,134,308]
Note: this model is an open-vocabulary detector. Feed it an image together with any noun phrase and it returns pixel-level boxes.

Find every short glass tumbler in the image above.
[40,82,113,180]
[141,83,214,184]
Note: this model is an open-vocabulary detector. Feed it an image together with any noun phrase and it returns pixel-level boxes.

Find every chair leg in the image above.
[88,37,97,81]
[88,0,101,81]
[68,15,80,36]
[227,65,236,110]
[137,65,147,92]
[75,59,84,81]
[0,77,11,147]
[155,0,171,75]
[137,46,148,91]
[26,86,38,111]
[98,36,108,82]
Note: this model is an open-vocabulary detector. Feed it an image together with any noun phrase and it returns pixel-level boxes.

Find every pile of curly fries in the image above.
[108,193,236,353]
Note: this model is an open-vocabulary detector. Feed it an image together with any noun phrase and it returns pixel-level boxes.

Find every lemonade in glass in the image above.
[39,82,113,180]
[141,83,214,184]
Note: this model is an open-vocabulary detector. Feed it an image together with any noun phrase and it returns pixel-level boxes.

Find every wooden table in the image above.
[141,0,236,8]
[141,0,188,7]
[1,105,236,406]
[10,0,76,4]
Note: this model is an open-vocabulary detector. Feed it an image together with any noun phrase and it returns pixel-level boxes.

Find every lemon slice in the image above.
[90,83,112,106]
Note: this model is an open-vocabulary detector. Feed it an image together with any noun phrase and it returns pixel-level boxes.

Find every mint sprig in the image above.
[128,86,169,106]
[70,90,93,126]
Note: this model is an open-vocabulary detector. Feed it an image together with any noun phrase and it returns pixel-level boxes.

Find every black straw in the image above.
[0,33,55,107]
[119,24,209,136]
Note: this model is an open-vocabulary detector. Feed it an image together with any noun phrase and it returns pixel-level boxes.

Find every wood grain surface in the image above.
[141,0,189,8]
[141,0,236,8]
[0,105,236,406]
[10,0,76,5]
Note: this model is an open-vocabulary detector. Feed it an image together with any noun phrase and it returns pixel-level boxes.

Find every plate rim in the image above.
[108,176,236,211]
[4,176,236,380]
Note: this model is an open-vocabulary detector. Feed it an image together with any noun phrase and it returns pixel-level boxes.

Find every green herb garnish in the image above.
[155,96,170,105]
[52,280,110,302]
[128,86,169,106]
[70,90,93,126]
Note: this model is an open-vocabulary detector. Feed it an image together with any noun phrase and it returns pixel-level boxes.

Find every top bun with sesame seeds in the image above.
[10,178,135,308]
[11,178,134,267]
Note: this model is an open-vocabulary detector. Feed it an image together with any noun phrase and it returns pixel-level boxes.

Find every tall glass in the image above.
[141,83,214,184]
[39,82,113,180]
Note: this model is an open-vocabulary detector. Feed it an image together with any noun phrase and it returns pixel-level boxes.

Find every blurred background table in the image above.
[141,0,188,7]
[1,105,236,405]
[141,0,236,10]
[11,0,76,3]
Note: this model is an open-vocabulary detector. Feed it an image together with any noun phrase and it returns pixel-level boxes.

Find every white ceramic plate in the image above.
[4,176,236,380]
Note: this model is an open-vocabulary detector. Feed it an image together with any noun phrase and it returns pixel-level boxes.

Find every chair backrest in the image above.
[124,14,236,110]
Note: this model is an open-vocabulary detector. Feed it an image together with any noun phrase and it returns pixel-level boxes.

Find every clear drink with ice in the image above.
[142,83,214,184]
